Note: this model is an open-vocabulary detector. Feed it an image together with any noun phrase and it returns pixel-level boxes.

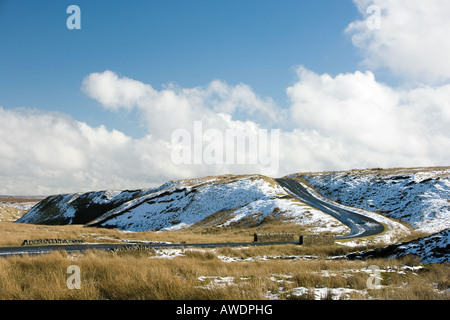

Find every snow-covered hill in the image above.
[15,168,450,263]
[17,175,349,234]
[292,167,450,263]
[347,229,449,264]
[297,167,450,234]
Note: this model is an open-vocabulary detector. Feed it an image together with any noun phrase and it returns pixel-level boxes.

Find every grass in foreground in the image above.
[0,245,448,300]
[0,222,447,300]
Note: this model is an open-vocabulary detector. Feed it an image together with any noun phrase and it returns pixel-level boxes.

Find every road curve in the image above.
[276,178,385,239]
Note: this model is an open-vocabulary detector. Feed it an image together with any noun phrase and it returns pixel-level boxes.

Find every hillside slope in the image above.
[15,169,450,263]
[347,229,449,264]
[17,175,349,235]
[292,167,450,263]
[297,167,450,234]
[0,198,41,222]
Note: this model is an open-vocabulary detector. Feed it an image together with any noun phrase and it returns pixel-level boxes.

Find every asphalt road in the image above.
[0,241,299,258]
[276,178,385,239]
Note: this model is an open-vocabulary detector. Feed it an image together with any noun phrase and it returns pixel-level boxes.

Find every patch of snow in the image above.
[217,253,320,263]
[151,249,186,259]
[196,276,236,289]
[0,201,37,211]
[219,197,349,235]
[346,229,450,263]
[395,229,450,263]
[288,287,366,300]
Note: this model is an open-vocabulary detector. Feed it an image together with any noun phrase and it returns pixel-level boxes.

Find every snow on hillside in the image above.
[393,229,450,264]
[294,167,450,263]
[17,189,147,225]
[347,229,450,264]
[18,175,349,235]
[298,167,450,234]
[17,179,186,226]
[87,175,349,234]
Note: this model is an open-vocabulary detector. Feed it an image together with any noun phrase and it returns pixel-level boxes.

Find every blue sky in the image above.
[1,0,449,194]
[1,0,362,137]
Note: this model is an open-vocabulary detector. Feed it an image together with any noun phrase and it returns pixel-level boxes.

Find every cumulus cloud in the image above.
[346,0,450,84]
[82,71,281,137]
[0,107,171,195]
[3,63,450,195]
[81,67,450,179]
[0,72,283,194]
[82,71,283,176]
[285,66,450,171]
[82,70,154,111]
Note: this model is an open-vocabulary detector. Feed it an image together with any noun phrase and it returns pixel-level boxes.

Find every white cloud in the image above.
[0,73,284,194]
[206,80,282,124]
[0,107,171,195]
[82,70,154,111]
[3,64,450,195]
[285,66,450,171]
[82,71,281,137]
[288,67,402,150]
[346,0,450,84]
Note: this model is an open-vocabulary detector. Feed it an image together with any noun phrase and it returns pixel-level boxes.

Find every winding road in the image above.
[0,178,385,257]
[276,178,385,239]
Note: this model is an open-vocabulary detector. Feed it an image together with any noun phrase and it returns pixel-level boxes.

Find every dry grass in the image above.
[0,222,448,300]
[0,220,313,247]
[0,205,27,222]
[0,246,448,300]
[0,198,41,222]
[0,249,260,300]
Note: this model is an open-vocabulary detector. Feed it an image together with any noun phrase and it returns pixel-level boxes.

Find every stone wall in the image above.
[299,235,335,246]
[21,239,85,246]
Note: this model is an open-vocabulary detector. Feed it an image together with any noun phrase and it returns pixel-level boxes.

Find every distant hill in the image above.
[16,174,349,235]
[15,168,450,263]
[0,197,42,222]
[296,166,450,234]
